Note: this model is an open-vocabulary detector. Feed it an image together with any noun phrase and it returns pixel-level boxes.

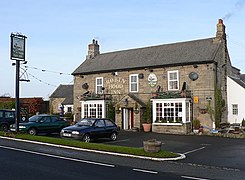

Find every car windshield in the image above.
[76,119,95,126]
[29,115,42,122]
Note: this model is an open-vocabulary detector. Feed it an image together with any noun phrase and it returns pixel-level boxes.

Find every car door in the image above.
[38,116,51,133]
[92,119,106,139]
[49,116,62,133]
[104,119,116,137]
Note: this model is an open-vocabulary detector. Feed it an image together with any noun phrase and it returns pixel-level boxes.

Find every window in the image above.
[152,99,191,124]
[96,77,103,94]
[67,107,72,113]
[51,116,58,122]
[5,111,14,118]
[82,101,104,118]
[232,104,238,115]
[168,70,179,90]
[95,120,105,127]
[41,117,51,123]
[105,119,114,127]
[129,74,138,92]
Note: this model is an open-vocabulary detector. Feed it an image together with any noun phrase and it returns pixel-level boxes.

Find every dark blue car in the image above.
[60,118,118,142]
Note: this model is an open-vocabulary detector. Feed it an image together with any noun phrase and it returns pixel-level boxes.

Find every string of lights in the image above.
[27,72,58,87]
[24,65,72,76]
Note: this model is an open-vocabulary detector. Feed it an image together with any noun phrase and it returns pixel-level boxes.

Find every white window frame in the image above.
[232,104,238,115]
[168,70,179,90]
[152,98,191,125]
[96,77,103,94]
[81,100,105,118]
[129,74,138,92]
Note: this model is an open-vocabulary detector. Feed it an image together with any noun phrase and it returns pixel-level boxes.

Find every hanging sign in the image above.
[10,33,27,61]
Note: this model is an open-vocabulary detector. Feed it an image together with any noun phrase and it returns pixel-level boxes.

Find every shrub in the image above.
[242,118,245,127]
[193,118,200,129]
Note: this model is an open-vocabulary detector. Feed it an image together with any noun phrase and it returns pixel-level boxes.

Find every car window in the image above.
[105,119,114,127]
[29,115,41,122]
[5,112,14,118]
[41,116,51,123]
[51,116,58,122]
[0,111,3,118]
[77,119,95,126]
[95,120,105,128]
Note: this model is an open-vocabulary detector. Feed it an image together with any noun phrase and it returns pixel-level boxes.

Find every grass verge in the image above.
[0,131,179,158]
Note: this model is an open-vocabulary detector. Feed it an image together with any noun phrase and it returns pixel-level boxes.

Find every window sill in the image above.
[153,123,183,126]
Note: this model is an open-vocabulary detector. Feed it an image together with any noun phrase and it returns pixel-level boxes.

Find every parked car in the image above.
[10,114,70,135]
[0,109,15,131]
[60,118,118,142]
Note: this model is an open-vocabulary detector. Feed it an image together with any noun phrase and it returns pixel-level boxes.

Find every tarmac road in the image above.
[101,130,245,171]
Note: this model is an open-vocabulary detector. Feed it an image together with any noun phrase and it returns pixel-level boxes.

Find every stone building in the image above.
[72,19,237,134]
[49,84,74,115]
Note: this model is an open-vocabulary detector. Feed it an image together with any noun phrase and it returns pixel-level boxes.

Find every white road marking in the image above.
[0,145,115,168]
[133,168,158,174]
[183,147,206,155]
[181,175,210,180]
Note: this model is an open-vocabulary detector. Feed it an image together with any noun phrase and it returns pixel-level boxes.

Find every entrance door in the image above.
[122,108,134,130]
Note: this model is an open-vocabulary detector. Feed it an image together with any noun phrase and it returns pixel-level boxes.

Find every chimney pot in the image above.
[218,19,223,24]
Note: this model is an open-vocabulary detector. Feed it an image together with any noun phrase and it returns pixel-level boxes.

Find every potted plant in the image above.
[142,100,152,132]
[193,118,200,133]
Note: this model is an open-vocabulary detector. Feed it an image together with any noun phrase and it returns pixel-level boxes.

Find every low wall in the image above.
[152,123,191,134]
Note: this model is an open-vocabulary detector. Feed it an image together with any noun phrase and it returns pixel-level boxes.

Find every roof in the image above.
[230,75,245,89]
[49,85,73,105]
[240,74,245,82]
[72,37,221,75]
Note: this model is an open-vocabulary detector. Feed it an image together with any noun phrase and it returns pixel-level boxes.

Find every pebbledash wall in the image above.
[72,19,234,134]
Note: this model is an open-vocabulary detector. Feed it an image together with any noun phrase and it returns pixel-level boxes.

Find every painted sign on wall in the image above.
[106,77,126,94]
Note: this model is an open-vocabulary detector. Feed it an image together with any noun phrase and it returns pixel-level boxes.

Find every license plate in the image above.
[63,133,71,137]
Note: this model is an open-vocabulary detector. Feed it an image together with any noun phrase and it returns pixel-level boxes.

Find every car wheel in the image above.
[0,124,8,132]
[82,134,90,142]
[28,128,37,135]
[110,132,117,141]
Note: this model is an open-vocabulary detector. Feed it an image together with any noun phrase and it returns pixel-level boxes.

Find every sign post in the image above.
[10,33,27,132]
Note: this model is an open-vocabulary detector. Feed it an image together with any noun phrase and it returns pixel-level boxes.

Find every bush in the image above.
[242,118,245,127]
[193,118,200,129]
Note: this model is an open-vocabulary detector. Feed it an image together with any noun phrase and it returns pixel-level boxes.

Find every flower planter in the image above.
[142,123,151,132]
[143,139,162,153]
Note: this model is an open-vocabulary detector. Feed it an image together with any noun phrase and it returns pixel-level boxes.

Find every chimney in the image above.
[87,39,100,59]
[216,19,226,40]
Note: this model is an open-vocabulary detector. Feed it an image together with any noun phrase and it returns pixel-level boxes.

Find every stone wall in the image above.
[152,123,192,134]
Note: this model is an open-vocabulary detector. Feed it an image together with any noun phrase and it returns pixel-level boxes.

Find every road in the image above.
[0,143,183,180]
[0,136,245,180]
[102,131,245,170]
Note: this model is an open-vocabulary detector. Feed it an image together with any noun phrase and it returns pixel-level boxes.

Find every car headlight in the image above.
[19,126,26,129]
[71,131,79,135]
[61,129,64,133]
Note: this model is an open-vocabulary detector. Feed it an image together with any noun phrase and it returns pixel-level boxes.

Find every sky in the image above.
[0,0,245,100]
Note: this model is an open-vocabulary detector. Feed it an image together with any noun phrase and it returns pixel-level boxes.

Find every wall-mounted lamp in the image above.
[124,98,128,106]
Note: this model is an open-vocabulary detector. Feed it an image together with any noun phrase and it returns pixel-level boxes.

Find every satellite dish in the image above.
[189,72,199,81]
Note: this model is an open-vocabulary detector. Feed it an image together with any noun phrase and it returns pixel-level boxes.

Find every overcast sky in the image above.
[0,0,244,100]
